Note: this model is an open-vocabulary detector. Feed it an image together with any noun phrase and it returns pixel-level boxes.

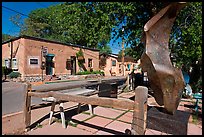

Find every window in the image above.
[88,58,92,67]
[127,64,131,71]
[4,59,10,68]
[112,60,116,66]
[12,58,18,69]
[29,58,39,65]
[66,59,72,70]
[119,64,122,73]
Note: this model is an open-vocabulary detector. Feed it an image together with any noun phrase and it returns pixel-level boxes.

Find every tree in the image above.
[11,2,201,91]
[2,34,13,42]
[18,2,117,48]
[97,40,112,54]
[170,2,202,92]
[118,43,144,60]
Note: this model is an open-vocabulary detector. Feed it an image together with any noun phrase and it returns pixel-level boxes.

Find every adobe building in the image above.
[99,53,140,77]
[2,35,100,82]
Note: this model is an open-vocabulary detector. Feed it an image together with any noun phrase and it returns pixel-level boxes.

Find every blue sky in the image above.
[2,2,122,54]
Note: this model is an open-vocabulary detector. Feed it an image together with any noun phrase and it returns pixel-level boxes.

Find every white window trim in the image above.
[29,58,39,65]
[4,58,10,68]
[28,56,40,68]
[12,58,18,69]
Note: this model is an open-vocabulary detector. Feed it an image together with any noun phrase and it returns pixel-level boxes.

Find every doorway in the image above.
[71,56,76,75]
[45,54,55,75]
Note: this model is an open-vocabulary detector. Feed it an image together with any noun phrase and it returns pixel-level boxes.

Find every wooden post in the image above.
[130,74,133,90]
[49,102,56,125]
[131,86,148,135]
[59,102,66,128]
[88,104,93,116]
[23,83,32,131]
[77,103,82,114]
[127,74,130,90]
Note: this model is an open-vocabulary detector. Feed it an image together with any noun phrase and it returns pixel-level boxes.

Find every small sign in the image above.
[42,47,48,57]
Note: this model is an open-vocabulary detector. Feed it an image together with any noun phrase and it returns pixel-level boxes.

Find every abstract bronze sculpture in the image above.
[141,2,186,114]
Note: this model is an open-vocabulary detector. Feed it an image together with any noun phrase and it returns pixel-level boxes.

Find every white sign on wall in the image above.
[42,47,48,57]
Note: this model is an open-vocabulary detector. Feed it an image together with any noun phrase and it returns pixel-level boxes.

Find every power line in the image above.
[2,5,29,18]
[2,5,49,26]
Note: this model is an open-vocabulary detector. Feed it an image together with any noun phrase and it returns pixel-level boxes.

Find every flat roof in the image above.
[2,35,100,52]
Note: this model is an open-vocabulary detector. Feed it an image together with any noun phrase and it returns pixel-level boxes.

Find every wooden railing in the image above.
[23,79,148,135]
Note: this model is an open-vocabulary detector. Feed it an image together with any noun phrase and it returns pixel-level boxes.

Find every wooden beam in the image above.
[131,86,148,135]
[28,92,134,110]
[23,83,32,131]
[32,78,126,92]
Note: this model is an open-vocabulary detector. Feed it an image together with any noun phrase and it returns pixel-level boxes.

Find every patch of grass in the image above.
[114,110,129,120]
[81,111,92,115]
[76,70,104,75]
[122,86,130,93]
[53,118,62,123]
[192,114,199,124]
[67,120,78,127]
[36,123,43,128]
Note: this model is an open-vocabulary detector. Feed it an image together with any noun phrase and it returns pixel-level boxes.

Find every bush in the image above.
[2,66,5,77]
[8,71,21,79]
[76,70,104,75]
[2,66,13,78]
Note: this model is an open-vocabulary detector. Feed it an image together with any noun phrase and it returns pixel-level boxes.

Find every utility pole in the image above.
[10,41,13,69]
[41,46,44,82]
[122,26,125,76]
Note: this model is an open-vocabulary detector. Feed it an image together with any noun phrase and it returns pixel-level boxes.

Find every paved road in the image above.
[2,76,126,116]
[2,81,42,116]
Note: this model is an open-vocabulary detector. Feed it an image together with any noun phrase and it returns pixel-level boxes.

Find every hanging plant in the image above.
[76,48,85,69]
[76,48,84,60]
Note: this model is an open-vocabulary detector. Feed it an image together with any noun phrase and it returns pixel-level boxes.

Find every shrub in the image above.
[76,70,104,75]
[76,71,91,75]
[2,66,13,78]
[8,71,21,78]
[2,66,5,77]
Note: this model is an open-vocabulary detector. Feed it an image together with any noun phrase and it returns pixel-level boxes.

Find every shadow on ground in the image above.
[146,106,190,135]
[29,100,193,135]
[29,104,127,135]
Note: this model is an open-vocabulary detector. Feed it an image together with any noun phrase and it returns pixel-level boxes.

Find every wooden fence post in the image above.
[131,86,148,135]
[130,73,133,90]
[23,83,32,131]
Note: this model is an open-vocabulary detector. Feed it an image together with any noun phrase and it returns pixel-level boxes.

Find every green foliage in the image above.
[76,48,85,67]
[36,123,43,128]
[2,66,5,77]
[76,48,84,59]
[171,2,202,69]
[2,67,13,76]
[2,34,13,42]
[118,44,144,60]
[18,2,117,48]
[170,2,202,91]
[10,2,201,91]
[97,40,112,54]
[76,70,104,75]
[8,71,21,78]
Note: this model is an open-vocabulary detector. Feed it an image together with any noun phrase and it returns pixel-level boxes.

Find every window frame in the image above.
[112,60,116,67]
[29,58,39,65]
[88,58,93,68]
[12,58,18,69]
